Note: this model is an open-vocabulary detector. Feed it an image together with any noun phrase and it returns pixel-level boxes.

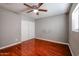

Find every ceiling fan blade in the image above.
[21,8,31,12]
[38,9,47,12]
[27,10,33,13]
[36,12,39,15]
[24,3,33,8]
[38,3,43,8]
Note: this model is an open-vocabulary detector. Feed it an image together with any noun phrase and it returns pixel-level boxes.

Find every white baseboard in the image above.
[0,39,32,50]
[36,38,69,45]
[68,44,74,56]
[0,41,21,50]
[0,38,68,50]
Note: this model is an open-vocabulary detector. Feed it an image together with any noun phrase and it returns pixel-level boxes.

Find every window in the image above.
[72,4,79,32]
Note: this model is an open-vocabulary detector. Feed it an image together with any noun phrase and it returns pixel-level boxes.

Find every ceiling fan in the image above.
[23,3,47,15]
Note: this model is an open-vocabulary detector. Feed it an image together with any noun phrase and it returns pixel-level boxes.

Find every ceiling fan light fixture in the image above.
[33,9,38,13]
[23,3,47,15]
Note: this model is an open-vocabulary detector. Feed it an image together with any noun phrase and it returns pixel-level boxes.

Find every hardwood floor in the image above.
[0,39,71,56]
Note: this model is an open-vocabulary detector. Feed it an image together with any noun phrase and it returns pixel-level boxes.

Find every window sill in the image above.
[72,29,79,32]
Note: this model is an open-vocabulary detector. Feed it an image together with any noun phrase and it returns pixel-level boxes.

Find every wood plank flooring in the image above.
[0,39,71,56]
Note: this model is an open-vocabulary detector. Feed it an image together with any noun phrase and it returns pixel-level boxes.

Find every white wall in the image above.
[35,14,68,43]
[0,8,21,47]
[69,3,79,55]
[0,8,35,48]
[21,14,35,41]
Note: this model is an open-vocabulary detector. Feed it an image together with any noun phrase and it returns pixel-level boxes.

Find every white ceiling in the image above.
[0,3,71,19]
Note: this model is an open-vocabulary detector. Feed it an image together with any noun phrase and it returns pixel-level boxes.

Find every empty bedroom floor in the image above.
[0,38,71,56]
